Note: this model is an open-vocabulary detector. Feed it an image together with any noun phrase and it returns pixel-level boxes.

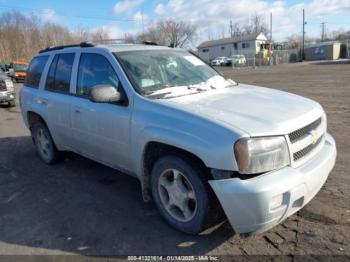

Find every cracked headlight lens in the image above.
[234,136,290,174]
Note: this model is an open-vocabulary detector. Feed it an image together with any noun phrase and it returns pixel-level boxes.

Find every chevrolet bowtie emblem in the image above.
[310,130,318,144]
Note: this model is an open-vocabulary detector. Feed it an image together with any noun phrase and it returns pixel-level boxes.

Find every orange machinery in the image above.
[9,60,28,82]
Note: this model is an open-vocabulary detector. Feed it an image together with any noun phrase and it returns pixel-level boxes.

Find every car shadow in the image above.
[0,136,234,256]
[0,103,12,108]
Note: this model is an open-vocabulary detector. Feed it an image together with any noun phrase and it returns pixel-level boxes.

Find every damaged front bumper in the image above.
[209,133,336,235]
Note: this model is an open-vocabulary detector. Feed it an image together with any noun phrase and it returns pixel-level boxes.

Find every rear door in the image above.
[69,51,132,171]
[40,52,76,148]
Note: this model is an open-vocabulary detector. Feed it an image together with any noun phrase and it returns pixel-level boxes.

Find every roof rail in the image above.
[39,42,95,54]
[89,38,159,46]
[38,39,161,54]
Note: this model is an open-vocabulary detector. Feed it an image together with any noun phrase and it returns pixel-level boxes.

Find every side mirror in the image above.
[90,85,123,103]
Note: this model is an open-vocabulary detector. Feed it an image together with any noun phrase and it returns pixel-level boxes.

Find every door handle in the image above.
[74,107,81,113]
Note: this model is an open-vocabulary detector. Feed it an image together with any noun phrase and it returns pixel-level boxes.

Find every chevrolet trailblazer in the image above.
[20,42,336,235]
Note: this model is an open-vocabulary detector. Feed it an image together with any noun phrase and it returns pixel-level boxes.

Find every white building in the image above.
[197,32,267,61]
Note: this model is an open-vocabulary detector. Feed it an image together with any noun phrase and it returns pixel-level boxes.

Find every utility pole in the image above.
[321,22,326,41]
[270,12,272,42]
[230,20,233,37]
[302,8,306,61]
[141,9,145,39]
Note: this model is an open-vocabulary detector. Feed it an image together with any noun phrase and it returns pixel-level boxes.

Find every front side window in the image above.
[77,53,120,97]
[24,56,49,88]
[116,50,220,94]
[45,53,75,92]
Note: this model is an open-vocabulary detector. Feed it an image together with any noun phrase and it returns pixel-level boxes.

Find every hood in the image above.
[158,84,324,136]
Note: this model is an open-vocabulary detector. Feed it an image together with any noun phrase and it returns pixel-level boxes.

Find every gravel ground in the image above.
[0,61,349,258]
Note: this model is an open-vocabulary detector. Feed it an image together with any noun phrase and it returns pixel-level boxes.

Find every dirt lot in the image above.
[0,61,349,257]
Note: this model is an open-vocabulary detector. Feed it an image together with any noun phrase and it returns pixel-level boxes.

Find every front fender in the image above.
[132,125,239,179]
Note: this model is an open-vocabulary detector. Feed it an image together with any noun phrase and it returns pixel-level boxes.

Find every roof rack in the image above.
[38,39,160,54]
[39,42,95,54]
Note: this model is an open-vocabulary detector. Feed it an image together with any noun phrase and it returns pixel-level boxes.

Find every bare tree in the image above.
[285,33,318,49]
[90,28,110,42]
[327,29,350,41]
[141,19,197,47]
[243,14,269,37]
[124,33,137,43]
[0,11,78,62]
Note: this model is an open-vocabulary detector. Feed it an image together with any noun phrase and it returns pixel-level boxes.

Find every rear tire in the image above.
[151,155,220,234]
[31,121,62,164]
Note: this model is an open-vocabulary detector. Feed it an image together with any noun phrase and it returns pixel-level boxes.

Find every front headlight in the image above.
[4,80,14,91]
[234,136,290,174]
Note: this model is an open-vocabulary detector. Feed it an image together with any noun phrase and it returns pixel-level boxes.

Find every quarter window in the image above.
[24,56,49,88]
[45,53,75,92]
[77,53,120,97]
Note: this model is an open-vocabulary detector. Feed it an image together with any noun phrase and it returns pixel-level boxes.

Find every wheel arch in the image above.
[26,111,58,147]
[141,141,212,202]
[27,111,48,129]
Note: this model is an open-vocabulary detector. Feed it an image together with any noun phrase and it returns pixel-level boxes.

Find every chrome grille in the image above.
[293,135,323,161]
[289,117,322,143]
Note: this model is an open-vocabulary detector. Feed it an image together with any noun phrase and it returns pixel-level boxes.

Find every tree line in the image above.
[0,10,270,62]
[0,10,200,62]
[1,10,347,62]
[0,11,110,62]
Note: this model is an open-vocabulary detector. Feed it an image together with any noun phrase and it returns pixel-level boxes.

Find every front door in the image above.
[70,52,132,171]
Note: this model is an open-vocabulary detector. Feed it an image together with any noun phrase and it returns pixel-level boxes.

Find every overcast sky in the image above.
[0,0,349,44]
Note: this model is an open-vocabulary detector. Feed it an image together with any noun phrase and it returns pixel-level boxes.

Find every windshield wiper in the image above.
[145,91,172,99]
[187,82,215,91]
[144,86,180,99]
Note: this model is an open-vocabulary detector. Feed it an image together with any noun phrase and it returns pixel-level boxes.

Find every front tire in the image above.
[151,155,217,234]
[31,121,62,164]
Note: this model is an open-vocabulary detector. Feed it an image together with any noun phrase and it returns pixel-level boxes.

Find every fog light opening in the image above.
[270,193,284,210]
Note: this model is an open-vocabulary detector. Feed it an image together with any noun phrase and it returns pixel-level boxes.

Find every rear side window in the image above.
[45,53,75,93]
[24,56,49,88]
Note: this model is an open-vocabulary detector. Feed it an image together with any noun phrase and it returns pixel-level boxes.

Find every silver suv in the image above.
[20,42,336,235]
[0,71,15,107]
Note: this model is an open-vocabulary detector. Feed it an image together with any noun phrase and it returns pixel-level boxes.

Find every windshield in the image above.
[116,50,227,95]
[14,64,28,71]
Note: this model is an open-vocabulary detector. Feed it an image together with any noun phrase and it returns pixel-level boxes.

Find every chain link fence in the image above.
[230,49,301,68]
[198,49,302,69]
